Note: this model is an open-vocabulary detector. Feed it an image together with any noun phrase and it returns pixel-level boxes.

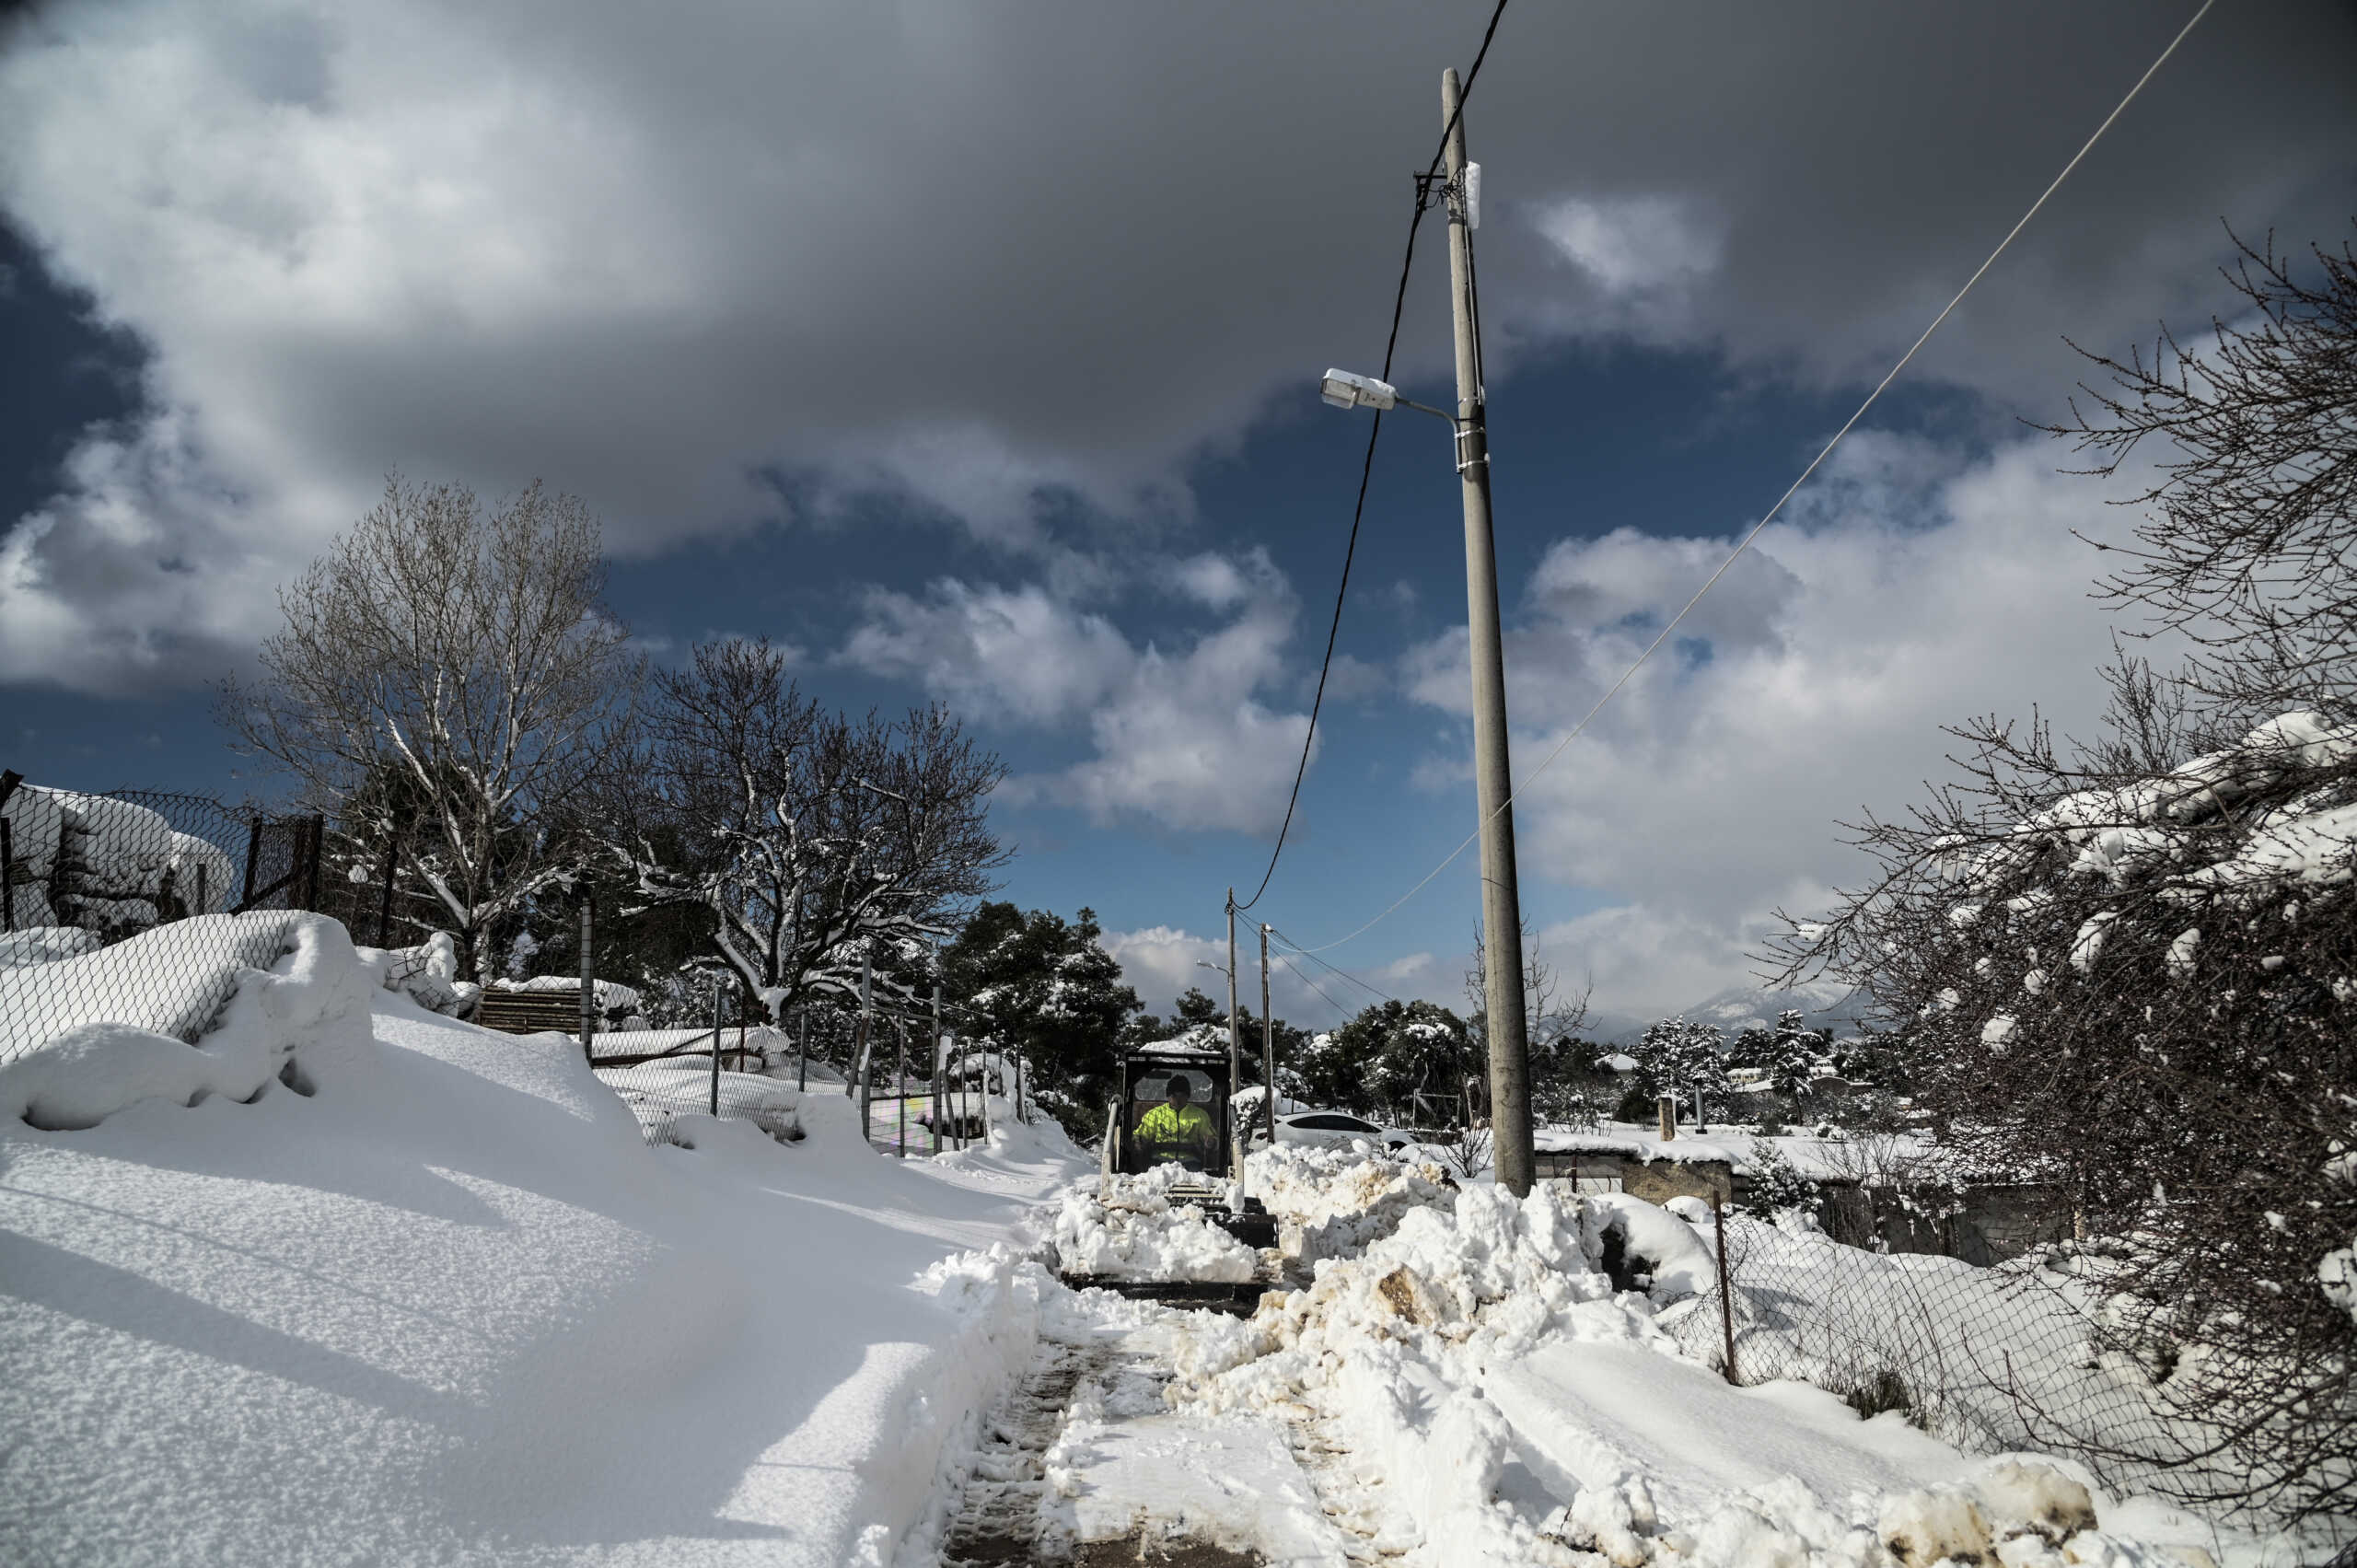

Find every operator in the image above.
[1133,1074,1214,1156]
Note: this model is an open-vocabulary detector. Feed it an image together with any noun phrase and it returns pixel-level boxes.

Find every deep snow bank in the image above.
[0,925,1083,1566]
[1155,1157,2230,1567]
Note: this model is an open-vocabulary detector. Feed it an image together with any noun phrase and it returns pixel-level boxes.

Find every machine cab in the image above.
[1104,1038,1235,1179]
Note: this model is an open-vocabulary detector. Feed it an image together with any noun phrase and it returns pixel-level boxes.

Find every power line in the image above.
[1236,0,1514,913]
[1271,950,1355,1022]
[1271,928,1396,1005]
[1282,0,2216,957]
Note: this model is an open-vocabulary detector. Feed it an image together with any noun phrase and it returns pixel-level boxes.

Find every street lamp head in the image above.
[1319,368,1397,412]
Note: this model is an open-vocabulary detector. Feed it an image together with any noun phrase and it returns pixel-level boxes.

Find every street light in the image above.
[1319,368,1456,424]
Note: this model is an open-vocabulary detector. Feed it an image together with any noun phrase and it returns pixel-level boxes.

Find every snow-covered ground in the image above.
[2,915,2340,1565]
[0,915,1090,1565]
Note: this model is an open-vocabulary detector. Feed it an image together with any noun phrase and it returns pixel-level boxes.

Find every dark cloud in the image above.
[0,0,2351,688]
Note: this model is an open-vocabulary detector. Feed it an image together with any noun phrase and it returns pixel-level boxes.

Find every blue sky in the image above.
[5,0,2352,1027]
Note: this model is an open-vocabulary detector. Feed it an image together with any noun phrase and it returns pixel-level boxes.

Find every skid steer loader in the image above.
[1074,1039,1278,1311]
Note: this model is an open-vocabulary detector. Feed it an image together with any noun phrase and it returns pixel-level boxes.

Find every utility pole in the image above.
[1443,66,1534,1197]
[1260,923,1276,1145]
[1226,888,1244,1202]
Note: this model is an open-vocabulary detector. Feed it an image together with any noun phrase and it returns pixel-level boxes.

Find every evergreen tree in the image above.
[1766,1009,1828,1100]
[942,902,1140,1137]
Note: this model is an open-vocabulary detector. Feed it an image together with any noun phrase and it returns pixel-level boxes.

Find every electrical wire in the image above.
[1282,0,2217,957]
[1271,950,1356,1022]
[1271,927,1397,1005]
[1236,0,1514,912]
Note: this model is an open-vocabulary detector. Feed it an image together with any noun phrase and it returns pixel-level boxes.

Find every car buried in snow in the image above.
[1247,1109,1413,1152]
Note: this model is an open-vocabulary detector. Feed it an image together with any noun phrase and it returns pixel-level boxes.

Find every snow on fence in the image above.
[1666,1204,2320,1524]
[1,775,331,1069]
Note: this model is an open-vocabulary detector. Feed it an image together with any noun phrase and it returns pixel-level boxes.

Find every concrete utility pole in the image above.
[1260,923,1276,1145]
[1443,66,1534,1197]
[1226,889,1244,1199]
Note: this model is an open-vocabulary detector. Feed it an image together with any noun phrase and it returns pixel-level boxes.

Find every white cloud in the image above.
[1103,923,1387,1029]
[1531,193,1725,298]
[841,551,1314,835]
[1397,434,2154,1016]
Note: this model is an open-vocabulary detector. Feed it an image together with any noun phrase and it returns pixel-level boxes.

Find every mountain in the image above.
[1587,978,1882,1048]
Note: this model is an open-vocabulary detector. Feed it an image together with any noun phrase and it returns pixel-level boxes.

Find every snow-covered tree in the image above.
[1773,231,2357,1523]
[1765,1009,1827,1101]
[610,638,1006,1015]
[1631,1016,1726,1115]
[218,476,642,979]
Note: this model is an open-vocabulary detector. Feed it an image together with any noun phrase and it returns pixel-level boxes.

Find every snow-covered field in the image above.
[1,915,2340,1565]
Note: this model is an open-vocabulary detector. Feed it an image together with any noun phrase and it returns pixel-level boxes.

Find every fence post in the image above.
[895,1021,908,1158]
[931,981,945,1155]
[796,1007,808,1092]
[578,894,596,1063]
[302,814,325,911]
[709,981,723,1118]
[240,817,261,910]
[1,817,13,934]
[1713,1191,1739,1385]
[377,821,400,947]
[195,862,208,922]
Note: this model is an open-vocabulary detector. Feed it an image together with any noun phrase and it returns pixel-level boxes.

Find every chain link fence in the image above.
[1665,1202,2343,1528]
[2,774,328,1071]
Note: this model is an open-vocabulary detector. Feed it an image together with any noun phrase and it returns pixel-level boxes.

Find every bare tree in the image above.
[2051,225,2357,718]
[218,476,641,978]
[610,637,1008,1016]
[1771,230,2357,1524]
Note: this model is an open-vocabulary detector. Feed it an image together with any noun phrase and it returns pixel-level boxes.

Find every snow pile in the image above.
[1247,1139,1455,1265]
[1050,1167,1260,1283]
[3,930,1081,1564]
[1,910,321,1063]
[0,913,372,1131]
[0,785,235,932]
[0,924,101,970]
[594,1059,803,1145]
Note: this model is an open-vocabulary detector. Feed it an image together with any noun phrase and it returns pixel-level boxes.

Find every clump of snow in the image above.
[1246,1140,1455,1265]
[0,913,373,1130]
[0,924,102,970]
[1581,1190,1717,1300]
[1051,1167,1259,1283]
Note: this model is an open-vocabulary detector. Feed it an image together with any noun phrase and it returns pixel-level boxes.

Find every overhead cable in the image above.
[1282,0,2217,956]
[1235,0,1514,912]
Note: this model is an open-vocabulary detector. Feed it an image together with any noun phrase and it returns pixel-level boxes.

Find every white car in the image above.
[1251,1109,1405,1151]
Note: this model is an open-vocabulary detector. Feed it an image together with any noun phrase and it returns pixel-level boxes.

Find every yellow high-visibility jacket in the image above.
[1134,1101,1213,1144]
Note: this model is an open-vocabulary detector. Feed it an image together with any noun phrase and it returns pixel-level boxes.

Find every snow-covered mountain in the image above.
[1589,978,1882,1047]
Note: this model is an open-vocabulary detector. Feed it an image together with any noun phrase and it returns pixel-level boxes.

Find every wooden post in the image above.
[1713,1191,1739,1384]
[1658,1096,1677,1142]
[302,815,326,911]
[795,1007,808,1092]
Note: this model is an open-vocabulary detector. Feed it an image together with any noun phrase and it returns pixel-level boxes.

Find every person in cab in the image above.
[1132,1074,1214,1166]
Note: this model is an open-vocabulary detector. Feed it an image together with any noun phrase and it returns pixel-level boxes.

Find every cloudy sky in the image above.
[4,0,2353,1028]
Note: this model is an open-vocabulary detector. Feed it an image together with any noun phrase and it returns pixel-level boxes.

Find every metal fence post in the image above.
[377,821,400,947]
[578,894,596,1063]
[1,817,13,934]
[302,814,325,911]
[895,1020,908,1158]
[709,981,723,1118]
[194,862,208,922]
[796,1007,807,1092]
[931,981,945,1155]
[1713,1191,1739,1385]
[240,817,261,910]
